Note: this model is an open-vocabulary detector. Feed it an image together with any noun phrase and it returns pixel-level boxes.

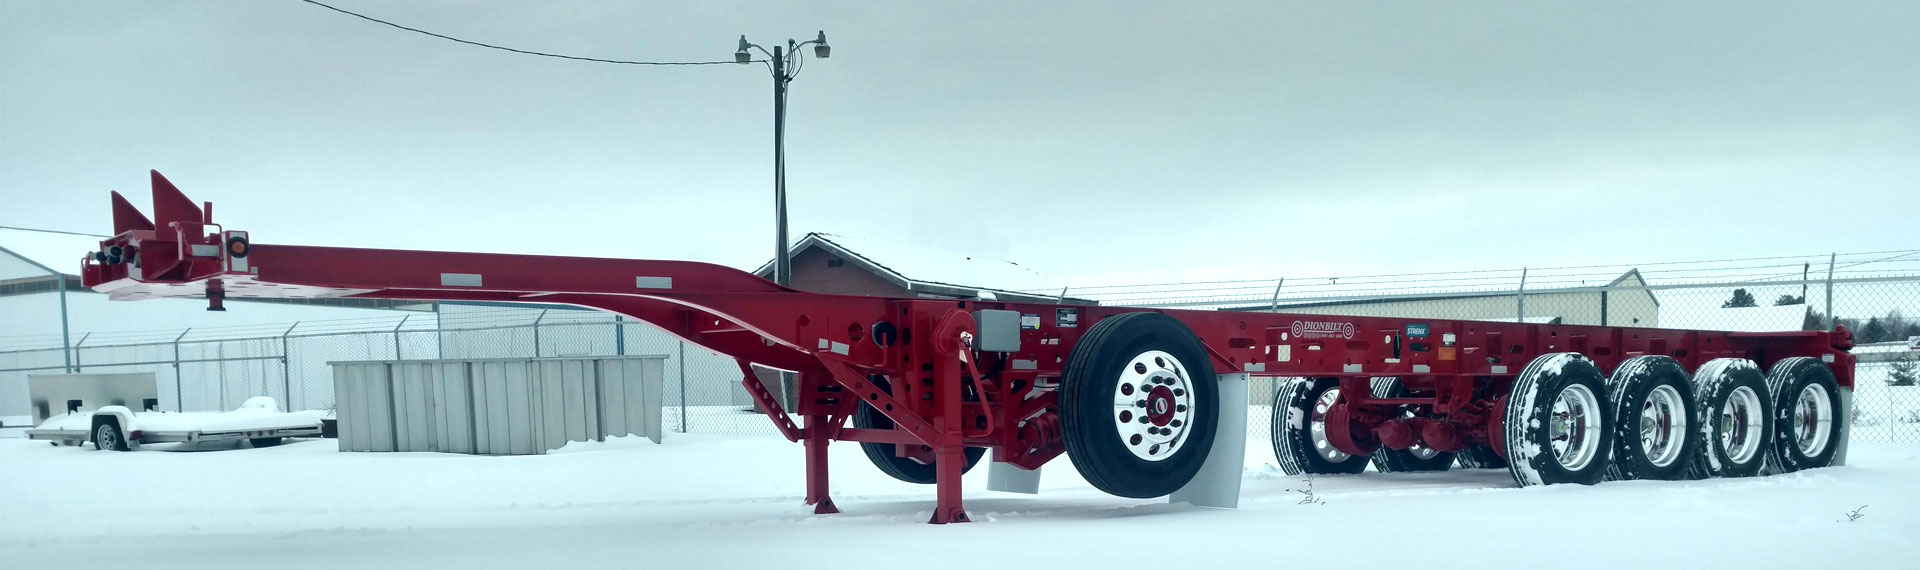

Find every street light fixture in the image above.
[737,31,829,288]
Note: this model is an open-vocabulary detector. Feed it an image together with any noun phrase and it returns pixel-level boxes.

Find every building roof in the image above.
[0,227,101,279]
[1658,303,1809,333]
[752,232,1092,304]
[1215,269,1656,313]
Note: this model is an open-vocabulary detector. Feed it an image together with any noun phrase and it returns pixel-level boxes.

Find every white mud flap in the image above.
[1170,372,1248,509]
[1832,386,1852,467]
[987,449,1042,494]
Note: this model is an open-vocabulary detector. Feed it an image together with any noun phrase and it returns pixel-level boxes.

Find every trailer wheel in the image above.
[1604,356,1698,481]
[1061,312,1218,498]
[1504,353,1612,486]
[1766,357,1841,473]
[91,418,130,452]
[1455,445,1508,469]
[1272,378,1370,475]
[250,437,285,448]
[852,377,984,484]
[1686,358,1772,479]
[1368,378,1455,473]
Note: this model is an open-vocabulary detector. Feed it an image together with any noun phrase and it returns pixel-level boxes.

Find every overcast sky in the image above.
[3,1,1915,289]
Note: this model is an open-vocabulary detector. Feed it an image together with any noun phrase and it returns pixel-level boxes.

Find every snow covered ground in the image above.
[2,431,1915,569]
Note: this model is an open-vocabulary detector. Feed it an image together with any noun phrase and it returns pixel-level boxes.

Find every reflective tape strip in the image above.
[635,276,672,289]
[440,273,483,287]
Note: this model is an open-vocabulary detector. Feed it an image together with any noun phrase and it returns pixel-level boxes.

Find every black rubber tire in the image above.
[1455,445,1508,469]
[1367,377,1455,473]
[250,437,285,448]
[1687,358,1774,479]
[91,418,130,452]
[1766,357,1842,473]
[1603,356,1700,481]
[1272,378,1370,475]
[1060,312,1218,498]
[853,377,984,484]
[1503,353,1613,486]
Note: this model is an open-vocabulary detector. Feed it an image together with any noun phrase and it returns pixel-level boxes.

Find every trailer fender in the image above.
[91,406,136,440]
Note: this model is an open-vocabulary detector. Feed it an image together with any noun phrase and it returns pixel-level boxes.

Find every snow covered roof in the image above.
[0,227,101,279]
[752,232,1088,304]
[1659,303,1809,333]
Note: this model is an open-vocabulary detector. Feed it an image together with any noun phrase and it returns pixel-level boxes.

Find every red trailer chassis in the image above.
[80,172,1858,523]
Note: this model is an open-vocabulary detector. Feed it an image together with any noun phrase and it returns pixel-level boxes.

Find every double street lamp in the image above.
[736,32,830,287]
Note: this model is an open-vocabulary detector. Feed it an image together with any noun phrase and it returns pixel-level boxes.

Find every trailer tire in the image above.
[1368,378,1455,473]
[1687,358,1772,479]
[1767,357,1841,473]
[91,418,130,452]
[1061,312,1218,498]
[1604,356,1699,481]
[1272,378,1371,475]
[1455,445,1508,469]
[853,377,984,484]
[1504,353,1612,486]
[250,437,285,448]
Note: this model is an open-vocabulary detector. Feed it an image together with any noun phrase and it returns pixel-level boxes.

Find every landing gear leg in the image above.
[804,413,839,515]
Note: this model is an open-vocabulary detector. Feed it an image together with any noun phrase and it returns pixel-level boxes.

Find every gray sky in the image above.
[3,1,1915,289]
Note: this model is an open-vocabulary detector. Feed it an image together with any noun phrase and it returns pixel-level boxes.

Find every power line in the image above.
[0,225,110,238]
[297,0,755,66]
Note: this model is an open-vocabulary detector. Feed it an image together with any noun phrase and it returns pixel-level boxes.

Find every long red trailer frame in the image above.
[79,172,1858,523]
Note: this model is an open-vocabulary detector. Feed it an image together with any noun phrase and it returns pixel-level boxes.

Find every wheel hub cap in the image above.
[1310,387,1351,463]
[1639,384,1688,467]
[1722,386,1765,464]
[1549,384,1602,471]
[1793,383,1832,457]
[1112,350,1194,461]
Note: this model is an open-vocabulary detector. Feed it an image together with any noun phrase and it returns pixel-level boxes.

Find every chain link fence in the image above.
[0,303,783,436]
[5,251,1918,445]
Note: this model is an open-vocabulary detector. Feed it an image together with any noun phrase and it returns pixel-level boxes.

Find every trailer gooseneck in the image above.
[80,171,1857,523]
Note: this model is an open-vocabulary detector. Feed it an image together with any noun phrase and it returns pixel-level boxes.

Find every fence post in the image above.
[678,340,688,433]
[1269,278,1285,312]
[172,328,190,412]
[532,309,548,358]
[1516,268,1529,323]
[1825,253,1836,330]
[282,322,298,410]
[392,314,410,360]
[615,316,626,356]
[1599,290,1609,326]
[72,332,90,373]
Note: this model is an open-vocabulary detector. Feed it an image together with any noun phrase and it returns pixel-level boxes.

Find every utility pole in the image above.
[739,32,830,412]
[737,32,830,286]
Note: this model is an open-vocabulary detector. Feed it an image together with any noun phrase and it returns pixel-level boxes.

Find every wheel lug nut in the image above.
[1136,399,1147,408]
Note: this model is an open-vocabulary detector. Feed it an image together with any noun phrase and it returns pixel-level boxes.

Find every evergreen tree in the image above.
[1774,294,1805,305]
[1723,288,1758,308]
[1862,317,1888,343]
[1890,351,1918,387]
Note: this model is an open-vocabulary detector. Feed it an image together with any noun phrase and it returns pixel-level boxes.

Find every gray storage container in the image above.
[332,355,664,455]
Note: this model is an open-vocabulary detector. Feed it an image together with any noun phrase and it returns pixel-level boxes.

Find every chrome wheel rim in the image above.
[1112,350,1193,461]
[1640,384,1688,467]
[1550,384,1603,471]
[1722,386,1765,464]
[95,425,117,450]
[1309,387,1351,463]
[1793,383,1833,457]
